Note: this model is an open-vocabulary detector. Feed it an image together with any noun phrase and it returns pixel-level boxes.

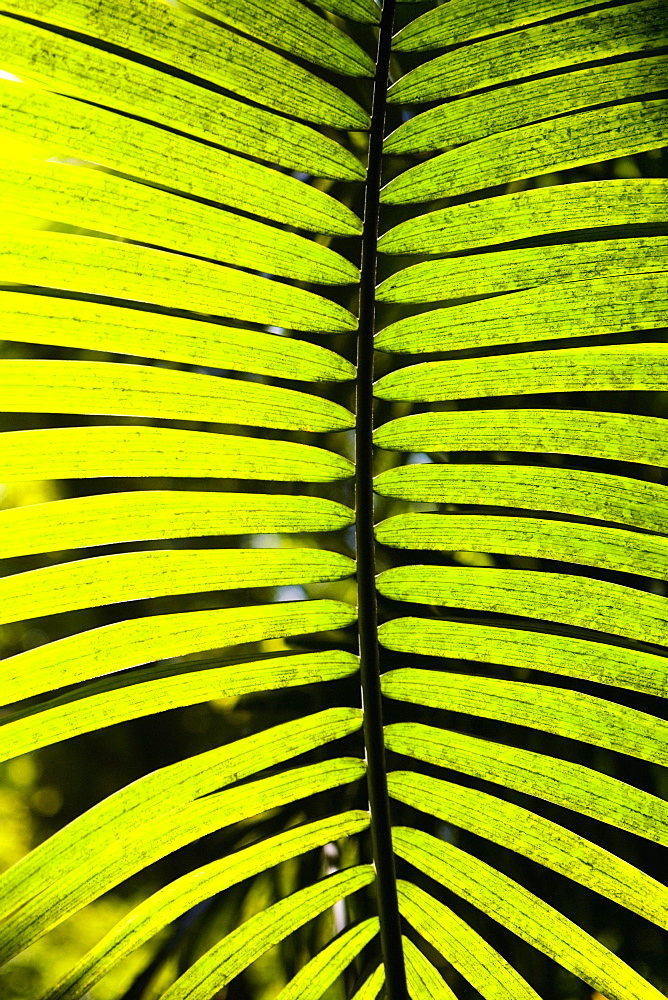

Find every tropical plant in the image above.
[0,0,667,996]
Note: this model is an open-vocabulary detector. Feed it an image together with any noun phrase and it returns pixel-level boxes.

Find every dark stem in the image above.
[356,1,405,997]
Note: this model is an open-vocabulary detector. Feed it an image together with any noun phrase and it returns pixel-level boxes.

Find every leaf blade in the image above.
[383,668,668,764]
[382,101,668,203]
[0,290,355,381]
[376,512,668,579]
[0,760,366,963]
[0,80,362,234]
[403,936,457,1000]
[377,565,668,645]
[398,881,540,1000]
[43,812,371,1000]
[386,723,668,845]
[384,57,668,153]
[0,709,363,943]
[0,361,354,433]
[0,491,353,559]
[275,919,379,1000]
[2,600,357,702]
[375,345,668,399]
[1,652,360,763]
[1,426,355,482]
[2,233,358,333]
[1,16,364,179]
[185,0,375,76]
[161,868,375,1000]
[378,617,668,698]
[3,159,359,285]
[396,828,665,1000]
[390,772,668,930]
[0,548,356,624]
[374,409,668,468]
[374,462,668,534]
[388,1,668,104]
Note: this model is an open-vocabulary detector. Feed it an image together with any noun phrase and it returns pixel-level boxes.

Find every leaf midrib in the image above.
[355,1,406,996]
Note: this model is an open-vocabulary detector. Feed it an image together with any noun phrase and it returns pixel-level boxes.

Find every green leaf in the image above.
[275,919,379,1000]
[384,56,668,153]
[376,276,668,352]
[2,0,667,994]
[382,101,668,203]
[0,492,354,559]
[396,828,666,1000]
[314,0,380,23]
[398,881,540,1000]
[374,409,668,468]
[403,936,457,1000]
[1,426,355,482]
[2,159,358,284]
[392,0,614,52]
[375,346,668,400]
[0,759,366,963]
[160,868,375,1000]
[1,16,364,179]
[378,229,668,289]
[374,462,668,533]
[0,709,362,932]
[390,773,668,929]
[378,617,668,697]
[43,813,371,1000]
[2,601,358,701]
[388,1,668,104]
[183,0,376,76]
[0,291,355,381]
[0,81,363,235]
[1,233,358,333]
[0,361,354,432]
[0,548,355,624]
[386,723,668,845]
[383,668,668,764]
[377,565,668,645]
[1,0,370,128]
[1,651,360,763]
[378,178,667,260]
[376,512,668,578]
[351,964,385,1000]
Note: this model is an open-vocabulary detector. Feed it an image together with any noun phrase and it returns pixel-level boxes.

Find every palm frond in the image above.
[0,0,666,997]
